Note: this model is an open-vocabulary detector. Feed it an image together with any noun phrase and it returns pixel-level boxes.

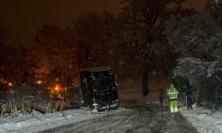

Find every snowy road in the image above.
[41,105,198,133]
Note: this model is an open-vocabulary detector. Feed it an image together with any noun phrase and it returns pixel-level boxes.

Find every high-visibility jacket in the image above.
[167,84,179,100]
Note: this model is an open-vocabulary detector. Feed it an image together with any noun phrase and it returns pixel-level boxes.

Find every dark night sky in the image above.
[0,0,209,45]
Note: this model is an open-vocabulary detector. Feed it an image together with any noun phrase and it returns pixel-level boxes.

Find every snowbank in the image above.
[0,107,127,133]
[180,104,222,133]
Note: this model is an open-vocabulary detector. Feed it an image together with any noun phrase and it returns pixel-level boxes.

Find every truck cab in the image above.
[80,67,119,111]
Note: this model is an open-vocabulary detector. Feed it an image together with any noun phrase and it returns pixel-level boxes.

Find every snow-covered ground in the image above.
[4,102,220,133]
[180,104,222,133]
[42,104,198,133]
[0,107,127,133]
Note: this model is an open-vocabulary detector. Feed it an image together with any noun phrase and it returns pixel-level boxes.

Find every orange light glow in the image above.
[55,84,59,92]
[54,84,63,93]
[8,82,13,87]
[36,80,43,85]
[48,83,65,95]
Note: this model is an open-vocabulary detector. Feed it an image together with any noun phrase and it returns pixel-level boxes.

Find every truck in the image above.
[79,67,119,111]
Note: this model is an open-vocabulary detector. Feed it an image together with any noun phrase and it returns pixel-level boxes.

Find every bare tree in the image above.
[34,24,75,86]
[119,0,184,96]
[72,12,120,69]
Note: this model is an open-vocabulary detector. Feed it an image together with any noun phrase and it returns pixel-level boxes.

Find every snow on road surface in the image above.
[0,107,127,133]
[180,104,222,133]
[41,104,198,133]
[0,105,200,133]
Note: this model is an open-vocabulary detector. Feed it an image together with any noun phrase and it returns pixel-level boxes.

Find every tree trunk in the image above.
[142,63,149,96]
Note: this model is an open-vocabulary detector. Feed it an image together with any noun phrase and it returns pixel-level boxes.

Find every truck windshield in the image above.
[92,76,114,90]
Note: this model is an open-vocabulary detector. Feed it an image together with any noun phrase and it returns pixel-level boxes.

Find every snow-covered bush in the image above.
[167,9,222,108]
[0,84,64,117]
[0,97,64,117]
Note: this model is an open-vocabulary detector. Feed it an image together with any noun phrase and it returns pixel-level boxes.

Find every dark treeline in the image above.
[1,0,222,109]
[0,0,187,96]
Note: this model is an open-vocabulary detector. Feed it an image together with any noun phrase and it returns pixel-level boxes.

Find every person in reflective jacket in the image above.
[167,84,179,113]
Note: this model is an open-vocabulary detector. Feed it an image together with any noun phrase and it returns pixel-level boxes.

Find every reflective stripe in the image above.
[169,98,177,101]
[168,87,178,100]
[110,103,118,107]
[93,103,98,106]
[168,92,178,94]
